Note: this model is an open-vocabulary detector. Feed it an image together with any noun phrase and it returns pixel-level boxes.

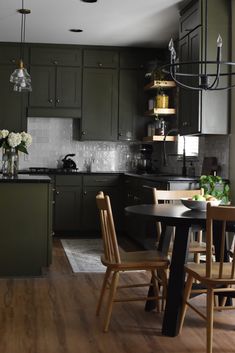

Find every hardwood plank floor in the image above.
[0,238,234,353]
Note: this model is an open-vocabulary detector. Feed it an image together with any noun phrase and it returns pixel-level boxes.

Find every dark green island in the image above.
[0,174,52,276]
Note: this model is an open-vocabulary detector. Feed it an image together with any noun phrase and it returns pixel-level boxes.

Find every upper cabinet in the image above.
[28,46,82,118]
[178,0,230,135]
[0,44,27,131]
[118,50,148,141]
[81,49,118,140]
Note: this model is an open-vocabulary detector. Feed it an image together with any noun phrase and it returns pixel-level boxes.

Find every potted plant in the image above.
[199,175,230,205]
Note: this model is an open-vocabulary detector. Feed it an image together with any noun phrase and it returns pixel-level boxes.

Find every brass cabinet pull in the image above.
[48,99,53,103]
[56,98,60,104]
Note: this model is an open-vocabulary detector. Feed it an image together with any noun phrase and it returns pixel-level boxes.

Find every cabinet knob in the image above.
[56,98,60,104]
[183,121,188,127]
[83,191,87,195]
[53,60,58,65]
[48,99,53,103]
[11,59,16,63]
[98,62,103,68]
[56,191,60,195]
[81,131,86,136]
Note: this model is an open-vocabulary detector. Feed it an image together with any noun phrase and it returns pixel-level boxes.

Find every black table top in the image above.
[125,203,207,225]
[125,203,235,231]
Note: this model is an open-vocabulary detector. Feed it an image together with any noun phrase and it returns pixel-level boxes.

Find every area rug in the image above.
[61,238,106,273]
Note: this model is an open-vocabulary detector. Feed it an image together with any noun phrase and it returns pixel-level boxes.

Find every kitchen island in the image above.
[0,174,52,276]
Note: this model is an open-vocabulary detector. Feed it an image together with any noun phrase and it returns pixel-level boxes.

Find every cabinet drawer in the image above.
[83,49,118,68]
[56,175,82,186]
[179,2,200,38]
[30,47,82,66]
[83,174,120,186]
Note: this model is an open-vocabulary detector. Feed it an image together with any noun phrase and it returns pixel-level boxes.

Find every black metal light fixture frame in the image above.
[161,0,235,91]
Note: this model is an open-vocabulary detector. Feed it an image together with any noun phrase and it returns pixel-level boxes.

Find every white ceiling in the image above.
[0,0,183,48]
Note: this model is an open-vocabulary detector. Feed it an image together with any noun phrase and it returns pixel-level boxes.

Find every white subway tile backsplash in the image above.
[20,117,133,171]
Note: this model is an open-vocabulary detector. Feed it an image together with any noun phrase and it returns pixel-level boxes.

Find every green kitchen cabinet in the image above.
[0,178,52,276]
[81,68,118,140]
[118,69,145,141]
[54,175,82,234]
[83,49,118,68]
[178,0,230,135]
[28,46,82,118]
[82,174,123,233]
[0,44,28,131]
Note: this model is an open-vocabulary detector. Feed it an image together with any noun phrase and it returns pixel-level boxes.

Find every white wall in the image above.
[229,0,235,201]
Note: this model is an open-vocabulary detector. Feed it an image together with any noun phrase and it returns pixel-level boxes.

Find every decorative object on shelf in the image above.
[156,91,169,109]
[161,0,234,91]
[0,130,32,177]
[10,0,32,92]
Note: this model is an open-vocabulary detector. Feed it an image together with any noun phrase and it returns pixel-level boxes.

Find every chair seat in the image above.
[185,262,235,285]
[101,250,169,270]
[189,241,207,253]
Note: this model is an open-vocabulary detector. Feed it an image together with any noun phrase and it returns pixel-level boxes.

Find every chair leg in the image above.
[151,270,161,313]
[207,287,214,353]
[179,274,194,333]
[96,267,111,316]
[160,269,168,312]
[103,271,119,332]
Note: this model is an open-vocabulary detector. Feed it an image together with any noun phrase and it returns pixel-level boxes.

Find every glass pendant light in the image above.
[10,0,32,92]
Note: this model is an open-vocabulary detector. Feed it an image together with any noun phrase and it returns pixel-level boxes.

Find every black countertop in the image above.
[0,174,51,183]
[19,168,123,175]
[124,172,199,182]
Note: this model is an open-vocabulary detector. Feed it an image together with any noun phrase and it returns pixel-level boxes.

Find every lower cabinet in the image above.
[53,174,123,236]
[54,175,82,234]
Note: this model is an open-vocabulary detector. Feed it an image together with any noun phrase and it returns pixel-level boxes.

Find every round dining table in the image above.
[125,203,233,337]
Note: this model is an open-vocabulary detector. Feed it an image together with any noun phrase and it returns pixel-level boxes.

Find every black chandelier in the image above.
[161,0,235,91]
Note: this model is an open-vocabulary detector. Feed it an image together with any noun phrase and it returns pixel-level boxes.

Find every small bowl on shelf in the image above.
[181,198,221,211]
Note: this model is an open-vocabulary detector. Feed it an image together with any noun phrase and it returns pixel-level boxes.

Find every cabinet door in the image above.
[82,186,122,232]
[178,27,201,135]
[30,47,82,66]
[0,65,26,131]
[83,49,118,68]
[56,67,81,108]
[119,69,144,141]
[82,68,118,140]
[29,66,55,107]
[54,185,82,232]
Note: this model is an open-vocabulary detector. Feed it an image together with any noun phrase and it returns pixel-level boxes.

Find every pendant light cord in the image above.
[20,0,26,62]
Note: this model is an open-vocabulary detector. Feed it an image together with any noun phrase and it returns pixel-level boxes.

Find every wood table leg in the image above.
[162,222,190,337]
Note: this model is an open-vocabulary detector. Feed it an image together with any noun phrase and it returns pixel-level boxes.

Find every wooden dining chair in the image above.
[96,191,169,332]
[152,188,206,263]
[179,203,235,353]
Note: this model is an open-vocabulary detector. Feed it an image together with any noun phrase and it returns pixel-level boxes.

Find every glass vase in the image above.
[2,148,19,178]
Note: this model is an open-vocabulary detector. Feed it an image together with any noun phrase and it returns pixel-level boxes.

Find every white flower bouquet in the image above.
[0,129,32,154]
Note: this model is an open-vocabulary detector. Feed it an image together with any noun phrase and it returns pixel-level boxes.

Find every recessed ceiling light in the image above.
[69,29,83,33]
[81,0,97,2]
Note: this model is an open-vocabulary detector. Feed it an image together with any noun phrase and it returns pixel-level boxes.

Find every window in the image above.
[177,135,199,157]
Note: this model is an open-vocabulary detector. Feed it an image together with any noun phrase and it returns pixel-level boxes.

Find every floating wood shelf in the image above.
[144,108,176,116]
[143,135,177,142]
[144,80,176,91]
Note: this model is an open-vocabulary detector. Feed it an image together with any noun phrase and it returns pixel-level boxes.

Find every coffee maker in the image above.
[137,144,153,173]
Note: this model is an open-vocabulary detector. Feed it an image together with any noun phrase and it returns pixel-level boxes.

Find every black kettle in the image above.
[62,154,77,169]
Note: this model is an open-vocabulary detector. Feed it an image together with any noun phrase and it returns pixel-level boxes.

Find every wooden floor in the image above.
[0,238,235,353]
